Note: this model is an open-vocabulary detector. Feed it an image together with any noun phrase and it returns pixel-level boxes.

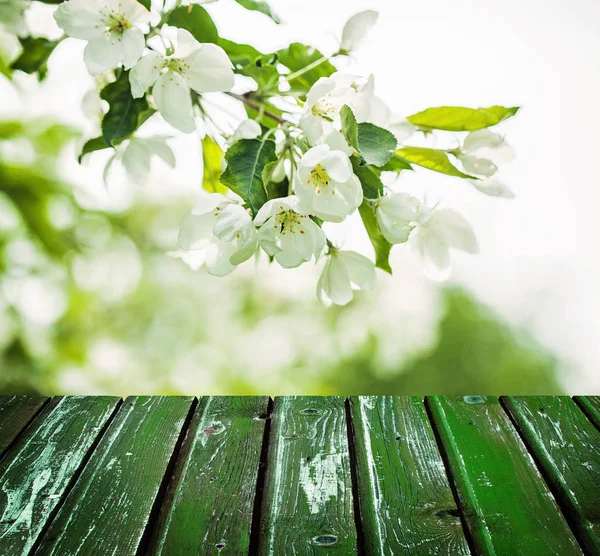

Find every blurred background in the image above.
[0,0,598,395]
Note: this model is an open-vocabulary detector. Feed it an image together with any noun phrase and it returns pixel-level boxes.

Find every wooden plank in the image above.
[0,396,119,555]
[426,395,582,555]
[503,396,600,553]
[36,396,195,556]
[574,396,600,430]
[153,396,270,554]
[349,396,469,555]
[258,396,357,554]
[0,396,49,458]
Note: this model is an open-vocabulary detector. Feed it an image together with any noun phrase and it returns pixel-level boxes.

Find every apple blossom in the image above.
[317,249,376,306]
[339,10,379,54]
[54,0,151,76]
[411,206,479,280]
[255,196,326,269]
[468,178,515,198]
[294,144,363,222]
[129,29,234,133]
[178,194,257,276]
[121,136,176,183]
[376,192,422,244]
[0,0,29,36]
[227,119,261,145]
[455,129,515,178]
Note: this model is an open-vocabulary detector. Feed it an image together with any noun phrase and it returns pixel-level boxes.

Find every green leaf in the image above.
[359,202,392,274]
[234,0,280,23]
[218,38,263,68]
[340,106,397,167]
[380,155,413,173]
[78,136,110,163]
[201,136,228,194]
[276,43,336,94]
[357,123,397,167]
[395,147,476,179]
[351,157,383,200]
[10,37,60,79]
[167,5,219,44]
[220,137,277,216]
[100,71,149,146]
[340,105,358,151]
[407,105,520,132]
[219,38,279,91]
[137,0,151,9]
[262,161,288,199]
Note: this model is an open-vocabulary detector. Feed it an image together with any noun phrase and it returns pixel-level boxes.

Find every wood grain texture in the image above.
[153,396,269,555]
[0,396,119,555]
[427,395,582,555]
[349,396,469,555]
[574,397,600,430]
[36,396,195,556]
[503,396,600,554]
[258,396,357,555]
[0,396,49,458]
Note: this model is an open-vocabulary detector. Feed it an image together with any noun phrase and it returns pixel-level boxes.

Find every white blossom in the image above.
[54,0,151,76]
[255,196,325,269]
[389,118,417,143]
[294,144,362,222]
[300,73,390,151]
[411,205,479,281]
[178,193,257,276]
[339,10,378,54]
[376,192,422,244]
[457,128,515,178]
[317,249,376,306]
[468,178,515,198]
[130,29,234,133]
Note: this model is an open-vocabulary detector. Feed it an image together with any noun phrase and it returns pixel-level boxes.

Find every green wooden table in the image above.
[0,396,598,555]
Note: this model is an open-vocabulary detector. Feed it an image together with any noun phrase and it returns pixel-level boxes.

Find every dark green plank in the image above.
[349,396,469,554]
[0,396,49,457]
[36,396,195,556]
[258,396,357,554]
[153,396,269,554]
[0,396,119,554]
[503,396,600,553]
[574,396,600,430]
[427,396,581,555]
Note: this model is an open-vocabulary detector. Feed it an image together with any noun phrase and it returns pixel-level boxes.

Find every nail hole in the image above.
[312,534,337,546]
[300,408,319,415]
[215,542,226,549]
[538,407,546,413]
[255,414,269,420]
[283,434,298,440]
[468,421,477,426]
[395,435,402,441]
[306,456,313,462]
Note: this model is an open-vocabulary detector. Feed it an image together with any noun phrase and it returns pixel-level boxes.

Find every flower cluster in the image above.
[2,0,519,305]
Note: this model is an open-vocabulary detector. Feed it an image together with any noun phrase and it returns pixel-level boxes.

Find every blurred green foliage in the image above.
[0,118,562,395]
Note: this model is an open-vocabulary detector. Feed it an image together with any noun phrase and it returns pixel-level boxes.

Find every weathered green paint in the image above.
[258,396,357,554]
[349,396,469,555]
[36,396,195,556]
[574,396,600,430]
[153,396,269,554]
[0,396,48,458]
[503,396,600,553]
[426,396,582,555]
[0,396,119,555]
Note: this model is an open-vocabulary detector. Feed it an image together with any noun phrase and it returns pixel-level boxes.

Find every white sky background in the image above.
[3,0,600,392]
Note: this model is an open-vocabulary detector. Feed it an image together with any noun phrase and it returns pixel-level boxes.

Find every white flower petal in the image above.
[317,256,352,306]
[54,0,105,40]
[468,178,515,199]
[306,77,336,107]
[463,129,506,152]
[228,119,261,144]
[428,208,479,254]
[191,193,230,215]
[213,204,252,241]
[340,250,376,290]
[83,34,124,76]
[178,211,219,250]
[120,0,151,25]
[121,26,145,69]
[412,226,452,281]
[340,10,378,53]
[459,153,497,177]
[152,71,195,133]
[376,192,421,244]
[203,242,237,276]
[389,119,416,143]
[129,51,164,97]
[322,150,352,182]
[183,43,234,93]
[254,195,301,226]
